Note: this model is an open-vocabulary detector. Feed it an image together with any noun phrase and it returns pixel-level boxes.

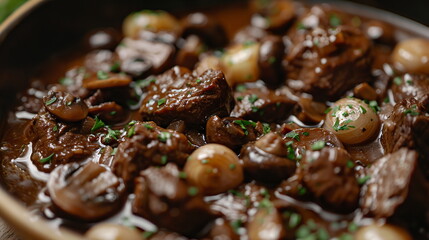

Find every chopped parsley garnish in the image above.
[91,116,105,132]
[258,198,273,209]
[236,96,244,101]
[161,155,168,165]
[110,62,120,72]
[230,219,243,234]
[229,164,236,170]
[346,160,355,168]
[406,79,413,85]
[59,77,73,86]
[285,131,300,141]
[329,14,342,27]
[109,111,117,116]
[403,104,420,116]
[384,97,390,103]
[248,94,259,104]
[127,125,136,138]
[188,186,199,196]
[298,186,307,195]
[393,76,402,85]
[342,112,349,117]
[285,141,296,160]
[143,123,154,130]
[52,125,58,132]
[142,231,156,239]
[97,70,109,80]
[243,40,256,47]
[39,153,54,164]
[251,106,260,113]
[288,212,301,228]
[357,175,371,185]
[236,84,247,92]
[324,107,332,114]
[196,78,202,83]
[360,105,367,114]
[333,118,355,131]
[233,120,256,135]
[311,140,325,150]
[339,233,354,240]
[262,123,271,134]
[158,132,171,143]
[201,159,209,164]
[179,171,187,179]
[302,132,310,136]
[331,106,340,117]
[104,127,120,143]
[111,148,118,156]
[136,78,156,87]
[157,98,166,106]
[268,56,277,64]
[45,96,57,106]
[296,22,307,30]
[348,222,358,232]
[365,100,380,113]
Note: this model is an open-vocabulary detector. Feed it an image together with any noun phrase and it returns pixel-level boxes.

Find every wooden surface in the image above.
[0,218,20,240]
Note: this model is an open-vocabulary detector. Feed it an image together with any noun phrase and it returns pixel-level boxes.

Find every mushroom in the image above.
[83,72,132,90]
[47,162,126,221]
[43,90,88,122]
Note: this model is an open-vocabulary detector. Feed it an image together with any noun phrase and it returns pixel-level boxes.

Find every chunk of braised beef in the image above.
[361,148,428,222]
[297,147,360,213]
[112,121,194,186]
[181,12,227,48]
[139,66,234,126]
[390,74,429,104]
[116,38,175,77]
[283,128,344,159]
[258,35,285,88]
[206,115,263,150]
[241,133,297,183]
[286,6,372,101]
[133,164,217,237]
[47,162,126,222]
[24,108,98,172]
[231,82,295,122]
[381,98,428,154]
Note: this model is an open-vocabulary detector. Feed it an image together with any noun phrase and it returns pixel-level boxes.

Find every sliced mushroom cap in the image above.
[117,38,175,76]
[47,162,126,221]
[251,0,296,32]
[296,97,327,124]
[83,72,132,90]
[43,90,88,122]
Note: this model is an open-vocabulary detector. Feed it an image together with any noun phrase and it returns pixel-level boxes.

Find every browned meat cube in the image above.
[139,66,234,126]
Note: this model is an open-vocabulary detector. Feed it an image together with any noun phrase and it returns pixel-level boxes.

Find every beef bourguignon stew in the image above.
[1,0,429,239]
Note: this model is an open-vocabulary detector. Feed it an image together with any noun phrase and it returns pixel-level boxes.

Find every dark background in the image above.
[348,0,429,25]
